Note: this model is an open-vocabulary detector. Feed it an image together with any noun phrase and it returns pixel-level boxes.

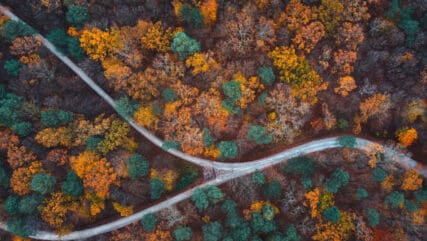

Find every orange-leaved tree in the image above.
[396,127,418,147]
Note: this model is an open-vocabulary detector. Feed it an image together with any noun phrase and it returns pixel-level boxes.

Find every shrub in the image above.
[150,178,165,200]
[126,154,149,179]
[322,206,340,223]
[30,173,56,195]
[218,141,238,159]
[283,156,315,177]
[385,191,404,208]
[66,5,89,25]
[4,59,22,77]
[372,167,387,182]
[325,169,349,194]
[41,109,74,127]
[355,187,368,200]
[161,88,178,102]
[180,4,204,28]
[1,20,35,41]
[247,124,272,145]
[18,195,42,214]
[301,178,313,189]
[263,180,282,199]
[141,213,157,232]
[115,96,140,119]
[162,140,181,150]
[61,171,83,196]
[337,135,356,148]
[171,32,200,60]
[252,170,266,186]
[202,221,223,241]
[4,196,19,215]
[366,208,380,227]
[174,226,192,241]
[257,66,275,85]
[11,122,31,137]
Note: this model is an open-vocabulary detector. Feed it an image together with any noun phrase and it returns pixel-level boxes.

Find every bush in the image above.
[4,196,19,215]
[325,169,349,194]
[218,141,238,159]
[141,213,157,232]
[372,167,387,182]
[126,154,149,179]
[355,187,368,200]
[385,191,404,208]
[41,109,74,127]
[86,136,103,150]
[171,32,200,60]
[252,170,266,186]
[4,59,22,77]
[337,135,356,148]
[180,4,204,28]
[263,180,282,199]
[174,226,192,241]
[283,156,315,177]
[161,88,178,102]
[202,221,223,241]
[30,173,56,195]
[247,124,272,145]
[366,208,380,227]
[11,122,32,137]
[1,20,35,41]
[66,5,90,25]
[61,171,83,196]
[115,96,140,119]
[150,178,165,200]
[18,195,42,214]
[322,206,340,223]
[257,66,275,85]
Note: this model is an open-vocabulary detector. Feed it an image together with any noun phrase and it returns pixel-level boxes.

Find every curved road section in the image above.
[0,5,426,241]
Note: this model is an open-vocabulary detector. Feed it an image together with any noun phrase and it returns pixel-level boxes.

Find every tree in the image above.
[199,0,218,26]
[150,178,165,200]
[10,161,43,195]
[46,29,70,54]
[7,217,33,238]
[283,156,315,177]
[179,4,204,28]
[126,154,149,179]
[61,171,83,196]
[97,119,131,155]
[257,66,275,86]
[336,135,356,148]
[79,27,121,61]
[355,188,368,200]
[41,109,74,127]
[191,188,209,212]
[161,88,178,102]
[372,167,387,182]
[0,161,10,188]
[133,106,159,130]
[396,127,418,147]
[10,36,42,56]
[1,20,36,41]
[401,170,423,191]
[252,170,266,186]
[86,136,103,150]
[171,32,200,60]
[141,213,157,232]
[4,59,22,77]
[292,21,325,53]
[322,206,340,223]
[334,76,357,97]
[185,53,213,75]
[366,209,380,227]
[202,221,223,241]
[11,122,31,137]
[247,124,272,145]
[67,37,86,60]
[205,185,224,204]
[325,169,349,194]
[4,196,19,215]
[139,20,174,52]
[66,5,89,26]
[40,192,76,232]
[115,96,140,119]
[35,127,73,148]
[263,180,282,199]
[18,194,42,214]
[31,173,56,195]
[173,226,192,241]
[318,0,344,34]
[385,191,404,208]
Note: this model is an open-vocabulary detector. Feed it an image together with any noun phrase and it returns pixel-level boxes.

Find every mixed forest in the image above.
[0,0,425,240]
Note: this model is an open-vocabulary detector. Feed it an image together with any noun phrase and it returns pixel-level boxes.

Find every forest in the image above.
[0,0,425,240]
